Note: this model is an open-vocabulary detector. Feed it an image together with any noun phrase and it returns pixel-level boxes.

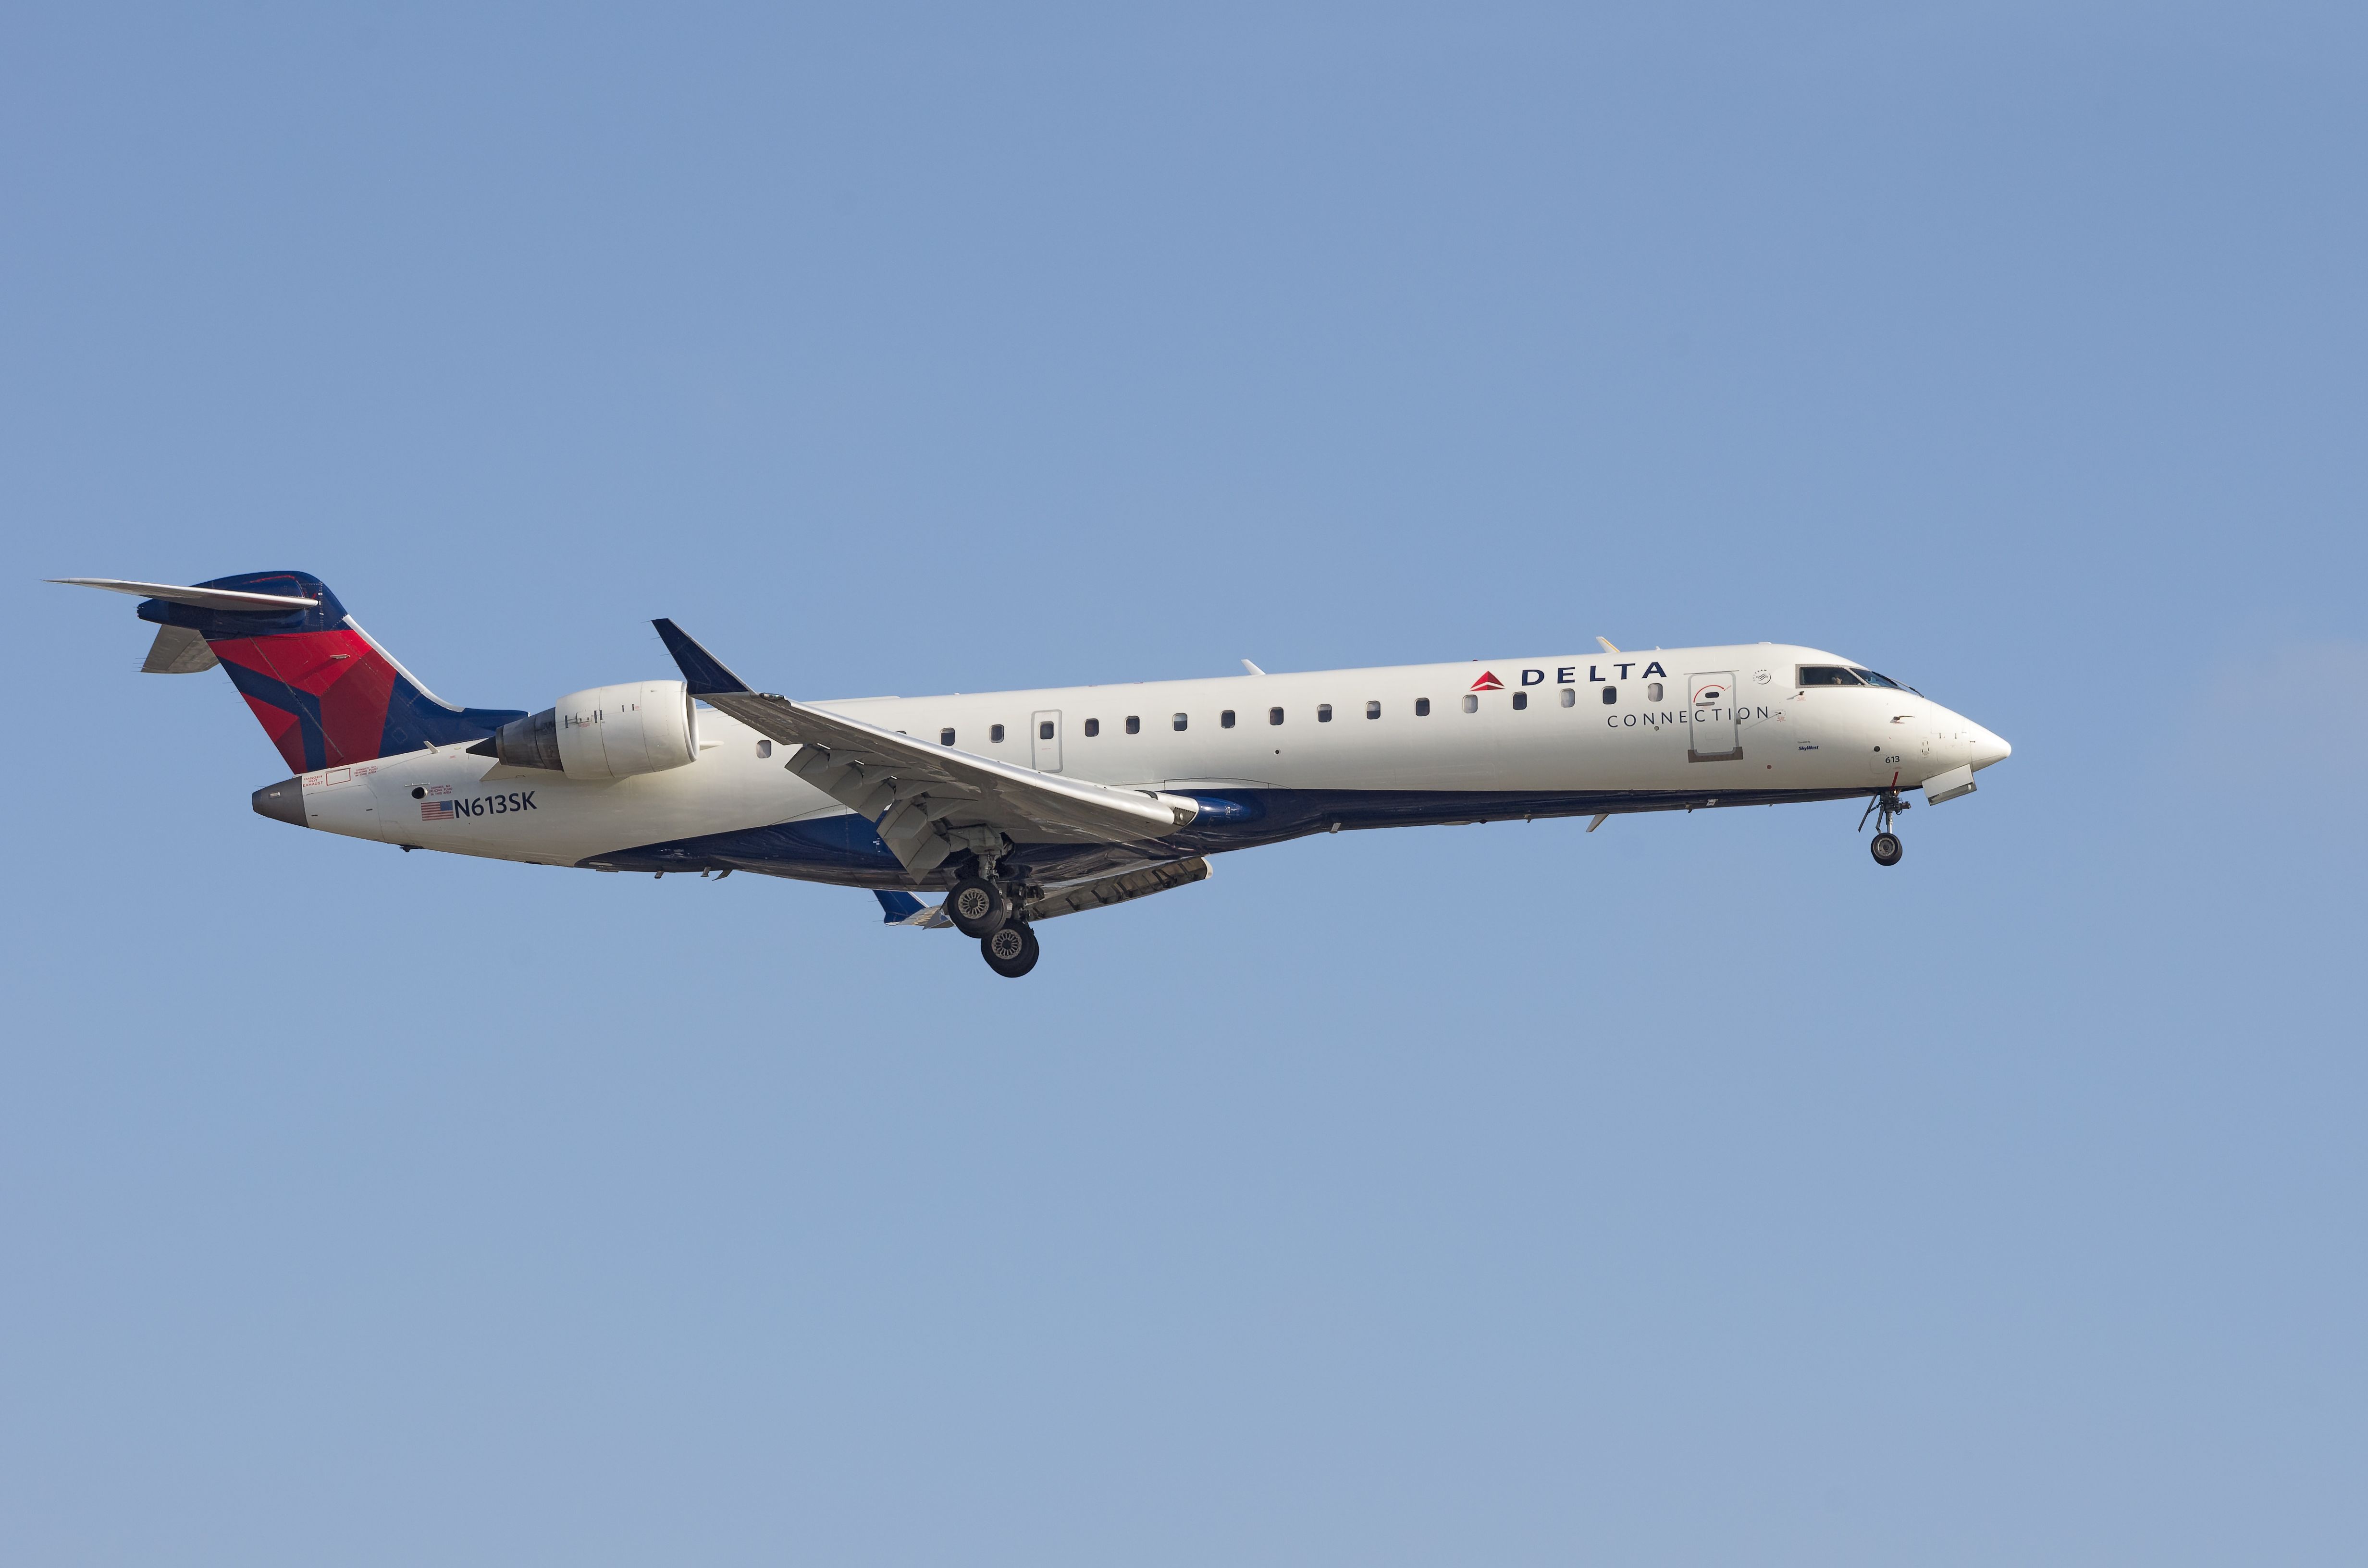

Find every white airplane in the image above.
[59,572,2010,977]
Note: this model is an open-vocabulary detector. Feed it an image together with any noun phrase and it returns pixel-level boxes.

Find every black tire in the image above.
[981,922,1039,978]
[1870,832,1904,867]
[947,876,1009,937]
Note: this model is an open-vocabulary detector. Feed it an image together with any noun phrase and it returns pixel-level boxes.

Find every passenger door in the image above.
[1031,710,1063,773]
[1687,671,1742,762]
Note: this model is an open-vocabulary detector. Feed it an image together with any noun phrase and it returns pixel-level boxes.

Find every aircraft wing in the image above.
[655,619,1198,875]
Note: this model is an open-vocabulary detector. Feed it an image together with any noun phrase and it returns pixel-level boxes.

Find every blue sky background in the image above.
[4,5,2364,1564]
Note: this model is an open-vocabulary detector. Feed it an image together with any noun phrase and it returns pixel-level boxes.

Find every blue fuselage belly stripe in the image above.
[576,786,1873,885]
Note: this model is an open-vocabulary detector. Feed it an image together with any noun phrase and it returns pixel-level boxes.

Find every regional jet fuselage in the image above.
[60,572,2011,977]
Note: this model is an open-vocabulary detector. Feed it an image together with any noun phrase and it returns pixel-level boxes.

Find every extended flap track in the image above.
[786,743,970,874]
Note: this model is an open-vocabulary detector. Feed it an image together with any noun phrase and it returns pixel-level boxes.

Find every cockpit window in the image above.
[1851,667,1905,689]
[1797,665,1863,686]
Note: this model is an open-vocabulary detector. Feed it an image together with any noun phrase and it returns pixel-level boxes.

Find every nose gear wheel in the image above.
[1858,787,1909,869]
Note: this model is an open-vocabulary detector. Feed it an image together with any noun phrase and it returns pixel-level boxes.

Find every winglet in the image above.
[873,890,949,927]
[652,618,753,695]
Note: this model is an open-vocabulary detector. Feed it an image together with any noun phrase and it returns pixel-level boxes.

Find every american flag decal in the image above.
[420,800,457,821]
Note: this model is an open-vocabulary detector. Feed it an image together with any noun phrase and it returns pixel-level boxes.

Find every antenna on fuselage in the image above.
[1596,637,1620,654]
[1241,659,1266,675]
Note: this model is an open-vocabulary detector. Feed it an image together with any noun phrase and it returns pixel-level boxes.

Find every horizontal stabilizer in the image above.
[52,576,321,612]
[59,569,524,771]
[141,623,219,674]
[652,618,753,696]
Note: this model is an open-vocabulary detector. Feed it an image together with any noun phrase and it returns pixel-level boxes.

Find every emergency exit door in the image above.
[1031,710,1062,773]
[1687,672,1742,763]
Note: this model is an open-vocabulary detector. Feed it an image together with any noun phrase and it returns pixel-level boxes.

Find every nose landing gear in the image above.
[1859,788,1909,868]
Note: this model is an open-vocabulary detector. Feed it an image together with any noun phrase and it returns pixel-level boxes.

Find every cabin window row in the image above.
[945,698,1493,738]
[925,685,1665,748]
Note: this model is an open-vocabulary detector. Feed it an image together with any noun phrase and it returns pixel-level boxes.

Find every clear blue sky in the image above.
[5,5,2364,1564]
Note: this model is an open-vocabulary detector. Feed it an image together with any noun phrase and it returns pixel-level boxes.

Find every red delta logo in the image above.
[1469,671,1504,691]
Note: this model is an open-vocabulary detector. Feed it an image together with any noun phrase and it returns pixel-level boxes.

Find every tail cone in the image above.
[252,778,306,827]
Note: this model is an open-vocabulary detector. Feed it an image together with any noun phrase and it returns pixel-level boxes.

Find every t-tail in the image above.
[53,572,525,771]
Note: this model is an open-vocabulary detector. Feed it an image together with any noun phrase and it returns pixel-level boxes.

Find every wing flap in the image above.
[649,620,1201,872]
[705,689,1197,870]
[1026,857,1211,921]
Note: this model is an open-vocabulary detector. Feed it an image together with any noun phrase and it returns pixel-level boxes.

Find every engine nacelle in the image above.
[492,680,698,778]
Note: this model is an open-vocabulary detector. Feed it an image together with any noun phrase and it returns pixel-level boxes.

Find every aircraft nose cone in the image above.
[1972,729,2012,770]
[252,777,307,827]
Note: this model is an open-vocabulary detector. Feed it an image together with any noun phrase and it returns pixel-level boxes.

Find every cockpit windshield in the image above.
[1798,663,1922,694]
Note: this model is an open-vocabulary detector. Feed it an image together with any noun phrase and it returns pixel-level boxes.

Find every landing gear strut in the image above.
[1859,788,1908,868]
[981,921,1039,978]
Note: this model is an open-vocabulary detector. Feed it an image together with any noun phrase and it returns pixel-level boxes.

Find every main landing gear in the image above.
[1859,788,1909,868]
[949,858,1041,977]
[946,875,1012,937]
[981,921,1040,978]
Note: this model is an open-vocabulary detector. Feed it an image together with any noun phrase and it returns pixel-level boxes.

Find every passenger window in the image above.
[1797,665,1862,686]
[939,728,954,746]
[1269,707,1284,725]
[1462,694,1478,713]
[1601,686,1617,705]
[1125,715,1140,735]
[1416,698,1431,716]
[756,739,772,758]
[1085,718,1099,737]
[1366,700,1380,719]
[1318,704,1332,722]
[1221,709,1235,728]
[991,723,1006,743]
[1559,688,1575,708]
[1172,712,1188,731]
[1039,721,1055,740]
[1646,682,1663,702]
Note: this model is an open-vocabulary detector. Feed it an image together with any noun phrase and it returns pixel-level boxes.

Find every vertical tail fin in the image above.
[61,572,524,771]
